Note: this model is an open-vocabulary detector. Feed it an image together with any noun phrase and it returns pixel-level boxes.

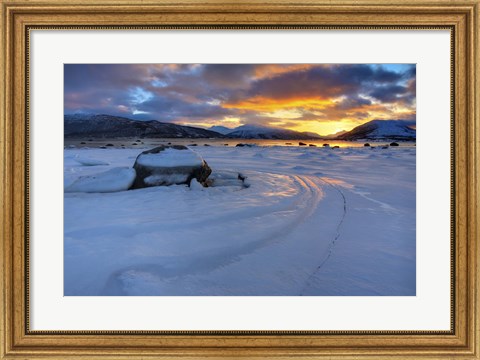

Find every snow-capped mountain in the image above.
[64,114,225,139]
[208,125,235,135]
[336,120,416,141]
[226,124,321,140]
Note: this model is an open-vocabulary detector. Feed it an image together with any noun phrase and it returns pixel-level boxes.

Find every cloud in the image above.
[201,64,255,88]
[228,64,406,104]
[64,63,416,132]
[368,84,410,103]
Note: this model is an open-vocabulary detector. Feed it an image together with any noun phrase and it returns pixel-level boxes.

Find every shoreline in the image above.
[64,137,416,150]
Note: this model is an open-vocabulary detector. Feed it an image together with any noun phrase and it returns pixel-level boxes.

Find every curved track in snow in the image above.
[100,171,335,295]
[299,178,347,295]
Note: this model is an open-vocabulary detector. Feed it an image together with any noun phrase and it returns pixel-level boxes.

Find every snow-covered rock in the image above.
[189,178,204,191]
[207,170,248,189]
[65,167,136,193]
[131,145,212,188]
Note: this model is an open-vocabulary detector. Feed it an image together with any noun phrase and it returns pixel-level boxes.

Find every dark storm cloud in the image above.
[336,96,372,110]
[201,64,255,88]
[64,64,151,93]
[242,64,406,101]
[368,85,409,103]
[403,66,416,78]
[138,96,234,122]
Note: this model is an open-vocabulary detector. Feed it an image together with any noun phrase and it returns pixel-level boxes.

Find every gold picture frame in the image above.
[1,0,479,358]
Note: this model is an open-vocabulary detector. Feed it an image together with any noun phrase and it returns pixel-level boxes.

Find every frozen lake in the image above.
[64,143,416,296]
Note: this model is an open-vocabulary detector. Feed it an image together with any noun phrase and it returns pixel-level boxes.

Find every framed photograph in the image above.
[1,0,478,358]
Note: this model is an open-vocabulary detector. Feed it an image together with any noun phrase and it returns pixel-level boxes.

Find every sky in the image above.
[64,64,416,136]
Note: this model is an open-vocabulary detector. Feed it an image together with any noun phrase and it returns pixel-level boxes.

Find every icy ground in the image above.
[64,144,415,296]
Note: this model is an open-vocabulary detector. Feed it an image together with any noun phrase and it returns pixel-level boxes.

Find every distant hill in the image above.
[225,124,321,140]
[336,120,416,141]
[208,125,235,135]
[64,114,226,139]
[323,129,348,139]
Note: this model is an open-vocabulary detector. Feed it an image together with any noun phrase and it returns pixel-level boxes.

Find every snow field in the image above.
[64,144,415,296]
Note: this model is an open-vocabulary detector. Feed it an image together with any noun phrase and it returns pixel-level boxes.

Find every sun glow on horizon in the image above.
[65,63,416,134]
[223,96,333,113]
[288,120,358,136]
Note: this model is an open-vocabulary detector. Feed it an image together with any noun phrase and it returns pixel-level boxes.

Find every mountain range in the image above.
[220,124,321,140]
[65,114,224,139]
[208,120,415,140]
[335,120,416,141]
[64,114,415,141]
